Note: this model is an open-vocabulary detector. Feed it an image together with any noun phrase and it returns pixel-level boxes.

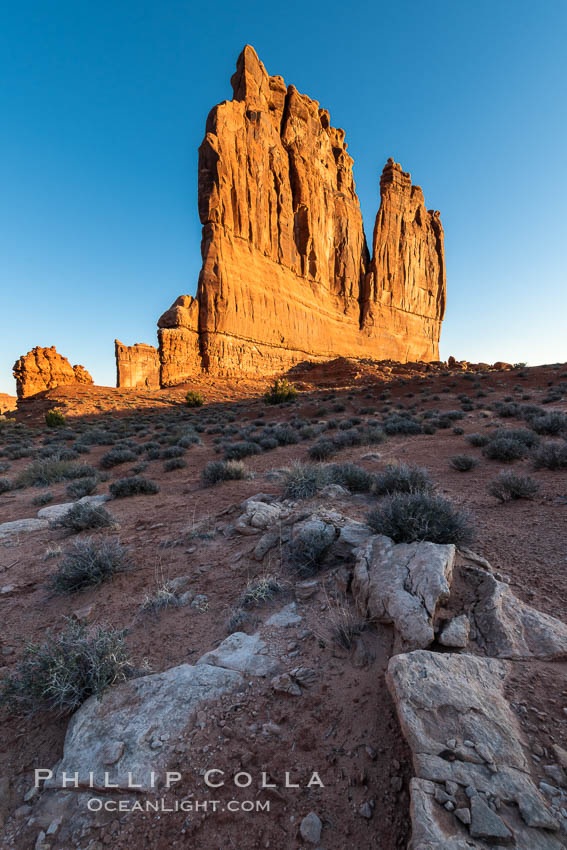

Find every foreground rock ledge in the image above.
[387,651,563,849]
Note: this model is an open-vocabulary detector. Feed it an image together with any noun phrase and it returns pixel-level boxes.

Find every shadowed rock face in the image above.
[158,45,446,383]
[13,346,93,398]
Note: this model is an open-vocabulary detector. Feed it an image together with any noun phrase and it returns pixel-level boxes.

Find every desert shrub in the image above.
[332,429,362,449]
[99,447,137,470]
[323,592,366,649]
[465,432,489,447]
[160,446,185,459]
[288,527,333,577]
[16,460,97,488]
[489,428,540,448]
[201,459,248,486]
[309,439,336,461]
[76,429,114,446]
[533,441,567,470]
[449,455,479,472]
[264,379,298,405]
[32,491,54,506]
[0,478,13,494]
[185,391,205,407]
[482,437,528,462]
[488,472,540,502]
[382,416,422,436]
[366,491,474,545]
[164,457,187,472]
[141,584,180,613]
[45,409,66,428]
[50,538,130,593]
[66,477,98,499]
[496,403,520,418]
[327,463,373,493]
[38,445,79,461]
[529,412,567,436]
[223,440,261,460]
[54,502,114,532]
[239,575,285,608]
[272,424,299,445]
[364,426,386,444]
[283,462,327,500]
[373,463,432,496]
[259,437,279,451]
[109,477,159,498]
[0,619,137,715]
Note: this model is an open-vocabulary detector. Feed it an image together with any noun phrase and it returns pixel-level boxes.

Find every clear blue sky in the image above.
[1,0,566,394]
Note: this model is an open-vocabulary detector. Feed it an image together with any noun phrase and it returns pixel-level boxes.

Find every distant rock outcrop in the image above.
[115,340,160,389]
[13,346,93,398]
[158,45,446,384]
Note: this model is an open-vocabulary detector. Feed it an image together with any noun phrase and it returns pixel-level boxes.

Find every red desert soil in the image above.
[1,360,566,849]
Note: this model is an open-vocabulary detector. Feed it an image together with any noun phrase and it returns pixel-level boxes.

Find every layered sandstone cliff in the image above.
[157,45,446,383]
[13,346,93,399]
[115,341,160,389]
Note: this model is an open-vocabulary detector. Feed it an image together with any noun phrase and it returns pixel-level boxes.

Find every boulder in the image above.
[49,663,243,792]
[468,567,567,660]
[197,632,280,677]
[352,535,455,651]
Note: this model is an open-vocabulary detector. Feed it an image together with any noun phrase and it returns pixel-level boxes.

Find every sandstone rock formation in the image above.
[13,346,93,398]
[0,393,17,415]
[115,340,160,389]
[158,45,446,384]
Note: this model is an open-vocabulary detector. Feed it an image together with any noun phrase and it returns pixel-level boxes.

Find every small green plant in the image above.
[45,409,66,428]
[50,538,131,593]
[54,502,114,532]
[201,459,249,486]
[264,378,298,405]
[0,619,138,715]
[366,492,474,545]
[449,455,479,472]
[185,390,205,408]
[488,472,540,502]
[109,477,159,498]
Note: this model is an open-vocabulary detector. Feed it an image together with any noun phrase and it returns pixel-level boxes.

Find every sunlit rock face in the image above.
[115,341,160,389]
[158,45,446,383]
[13,346,93,398]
